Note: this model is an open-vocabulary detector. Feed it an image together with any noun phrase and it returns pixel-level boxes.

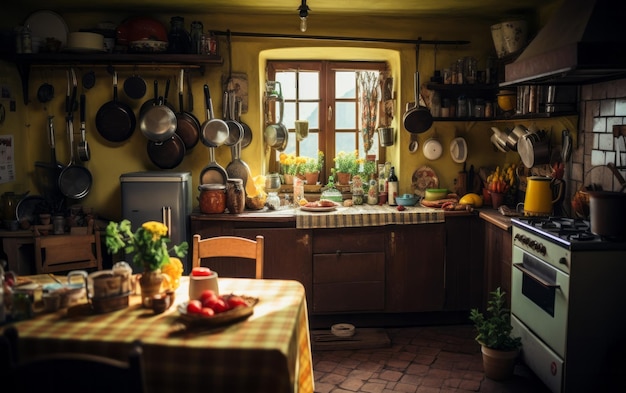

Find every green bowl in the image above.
[424,188,448,201]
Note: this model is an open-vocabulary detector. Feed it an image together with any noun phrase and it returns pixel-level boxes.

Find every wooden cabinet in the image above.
[386,223,446,312]
[483,219,512,307]
[312,228,385,313]
[444,214,484,311]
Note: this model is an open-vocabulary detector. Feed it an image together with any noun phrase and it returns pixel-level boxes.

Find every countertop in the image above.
[478,209,514,231]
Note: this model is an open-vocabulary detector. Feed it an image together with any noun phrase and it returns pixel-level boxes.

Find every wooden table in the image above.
[4,276,314,393]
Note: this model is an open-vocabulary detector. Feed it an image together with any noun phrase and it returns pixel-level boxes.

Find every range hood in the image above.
[502,0,626,86]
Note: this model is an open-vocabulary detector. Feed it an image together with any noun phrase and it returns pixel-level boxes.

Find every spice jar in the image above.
[198,184,226,214]
[226,179,245,214]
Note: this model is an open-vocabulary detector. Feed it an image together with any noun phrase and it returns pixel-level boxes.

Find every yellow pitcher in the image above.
[520,176,563,216]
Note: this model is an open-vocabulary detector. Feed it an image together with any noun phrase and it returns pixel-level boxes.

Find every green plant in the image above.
[105,220,188,271]
[469,287,521,351]
[334,150,363,175]
[301,151,324,173]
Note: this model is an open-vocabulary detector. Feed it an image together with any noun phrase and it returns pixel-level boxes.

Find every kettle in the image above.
[519,176,563,216]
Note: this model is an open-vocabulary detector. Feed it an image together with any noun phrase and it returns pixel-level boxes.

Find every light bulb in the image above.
[300,16,307,32]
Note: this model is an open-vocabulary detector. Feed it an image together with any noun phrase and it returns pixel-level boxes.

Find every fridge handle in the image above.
[161,206,172,237]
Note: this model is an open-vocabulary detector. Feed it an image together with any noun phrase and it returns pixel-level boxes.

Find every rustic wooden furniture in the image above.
[191,234,264,279]
[33,231,102,274]
[0,326,146,393]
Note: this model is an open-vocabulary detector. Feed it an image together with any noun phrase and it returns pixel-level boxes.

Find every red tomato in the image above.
[200,307,215,317]
[191,267,212,276]
[186,300,203,314]
[206,298,229,313]
[199,289,218,305]
[227,295,248,308]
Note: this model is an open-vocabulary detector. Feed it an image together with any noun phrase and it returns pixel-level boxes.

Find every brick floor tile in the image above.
[379,369,403,382]
[339,377,365,391]
[394,382,418,392]
[360,381,387,393]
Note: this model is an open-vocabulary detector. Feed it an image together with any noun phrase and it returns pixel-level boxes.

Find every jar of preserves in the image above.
[266,192,281,210]
[226,179,245,214]
[198,184,226,214]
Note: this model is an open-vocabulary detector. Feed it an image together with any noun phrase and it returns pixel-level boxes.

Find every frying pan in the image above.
[34,116,63,205]
[147,133,186,169]
[95,71,136,143]
[59,69,92,199]
[264,96,288,151]
[200,84,229,147]
[200,146,228,185]
[403,71,433,134]
[223,90,243,146]
[226,141,250,189]
[139,80,175,118]
[235,98,252,149]
[37,83,54,103]
[175,69,200,151]
[123,72,147,99]
[77,93,91,161]
[140,93,177,142]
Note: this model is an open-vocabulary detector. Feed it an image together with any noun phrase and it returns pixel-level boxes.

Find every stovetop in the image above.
[512,217,626,251]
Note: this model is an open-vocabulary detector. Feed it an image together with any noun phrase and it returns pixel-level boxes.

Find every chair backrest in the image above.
[0,326,145,393]
[191,235,264,279]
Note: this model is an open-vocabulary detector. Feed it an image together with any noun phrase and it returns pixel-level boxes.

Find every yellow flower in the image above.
[142,221,168,240]
[161,257,183,289]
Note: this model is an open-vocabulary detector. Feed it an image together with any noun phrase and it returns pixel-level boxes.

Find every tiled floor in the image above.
[311,324,551,393]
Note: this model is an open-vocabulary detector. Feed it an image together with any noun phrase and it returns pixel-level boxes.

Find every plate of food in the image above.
[300,200,340,212]
[411,166,439,197]
[177,294,258,327]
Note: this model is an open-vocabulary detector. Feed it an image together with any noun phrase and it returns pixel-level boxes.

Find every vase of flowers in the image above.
[334,150,362,184]
[301,151,324,185]
[105,220,188,307]
[279,153,307,184]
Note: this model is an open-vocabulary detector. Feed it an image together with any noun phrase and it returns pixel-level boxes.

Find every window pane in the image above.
[299,102,318,128]
[359,132,380,156]
[335,102,356,129]
[276,72,296,100]
[299,72,319,100]
[335,71,356,99]
[336,133,356,157]
[281,101,296,129]
[299,133,319,158]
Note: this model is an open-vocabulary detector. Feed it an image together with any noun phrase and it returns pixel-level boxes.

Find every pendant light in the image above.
[298,0,310,32]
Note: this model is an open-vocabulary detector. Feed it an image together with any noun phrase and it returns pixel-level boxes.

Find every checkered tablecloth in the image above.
[296,204,444,228]
[6,276,314,393]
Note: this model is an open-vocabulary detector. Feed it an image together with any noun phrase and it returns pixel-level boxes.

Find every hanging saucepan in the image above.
[518,131,550,168]
[147,133,186,169]
[95,71,136,143]
[37,83,54,103]
[123,71,147,100]
[139,94,177,142]
[235,98,253,149]
[223,90,244,146]
[175,69,200,152]
[200,84,229,147]
[403,71,433,134]
[264,96,288,151]
[139,80,175,118]
[200,146,228,185]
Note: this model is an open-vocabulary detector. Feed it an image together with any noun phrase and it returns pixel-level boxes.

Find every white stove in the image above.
[510,217,626,393]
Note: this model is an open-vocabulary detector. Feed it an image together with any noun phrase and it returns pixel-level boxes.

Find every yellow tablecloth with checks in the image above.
[296,204,444,228]
[6,276,314,393]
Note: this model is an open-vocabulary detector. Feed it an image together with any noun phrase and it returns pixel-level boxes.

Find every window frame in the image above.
[266,60,388,182]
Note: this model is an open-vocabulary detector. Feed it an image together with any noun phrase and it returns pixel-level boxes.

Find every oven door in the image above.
[511,246,569,357]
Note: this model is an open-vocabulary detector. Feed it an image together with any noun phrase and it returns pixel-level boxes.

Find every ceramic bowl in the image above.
[395,193,419,206]
[424,188,448,201]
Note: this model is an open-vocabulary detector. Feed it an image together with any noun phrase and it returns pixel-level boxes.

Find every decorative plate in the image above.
[25,10,69,47]
[411,166,439,197]
[177,295,258,327]
[300,205,337,212]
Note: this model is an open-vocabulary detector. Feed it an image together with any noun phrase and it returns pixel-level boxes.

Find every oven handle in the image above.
[513,263,561,289]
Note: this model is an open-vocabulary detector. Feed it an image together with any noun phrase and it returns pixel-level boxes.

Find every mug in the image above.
[145,293,171,314]
[189,271,219,300]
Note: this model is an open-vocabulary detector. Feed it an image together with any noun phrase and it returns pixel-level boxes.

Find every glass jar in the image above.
[457,95,468,117]
[167,16,191,54]
[266,192,281,210]
[226,179,245,214]
[198,184,226,214]
[190,21,203,55]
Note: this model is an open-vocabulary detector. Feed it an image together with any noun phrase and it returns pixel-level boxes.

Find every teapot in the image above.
[518,176,563,216]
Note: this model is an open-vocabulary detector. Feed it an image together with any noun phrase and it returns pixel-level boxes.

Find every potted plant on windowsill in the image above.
[469,287,522,381]
[301,151,324,185]
[333,150,361,185]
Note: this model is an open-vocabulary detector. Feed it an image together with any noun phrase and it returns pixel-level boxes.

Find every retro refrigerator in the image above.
[120,172,192,273]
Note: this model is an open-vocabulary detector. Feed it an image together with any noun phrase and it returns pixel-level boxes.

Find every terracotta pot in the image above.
[283,173,294,185]
[481,346,519,381]
[139,269,164,308]
[336,172,351,185]
[305,171,319,185]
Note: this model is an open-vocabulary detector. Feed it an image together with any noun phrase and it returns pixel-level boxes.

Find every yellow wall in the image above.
[0,9,565,220]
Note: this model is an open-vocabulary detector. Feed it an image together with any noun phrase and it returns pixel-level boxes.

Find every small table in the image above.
[5,276,314,393]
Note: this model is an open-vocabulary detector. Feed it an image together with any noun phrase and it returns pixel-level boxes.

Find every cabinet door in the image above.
[444,215,484,311]
[386,224,445,312]
[483,221,512,307]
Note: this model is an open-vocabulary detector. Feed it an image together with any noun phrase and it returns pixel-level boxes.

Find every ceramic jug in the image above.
[519,176,563,216]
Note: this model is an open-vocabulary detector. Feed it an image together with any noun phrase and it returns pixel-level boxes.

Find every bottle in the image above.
[190,21,203,55]
[387,167,398,206]
[167,16,191,54]
[21,24,32,54]
[367,173,378,205]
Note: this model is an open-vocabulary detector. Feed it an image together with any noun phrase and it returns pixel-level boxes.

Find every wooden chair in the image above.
[0,326,145,393]
[191,234,264,279]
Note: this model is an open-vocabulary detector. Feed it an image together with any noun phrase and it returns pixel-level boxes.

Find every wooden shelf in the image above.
[0,52,223,104]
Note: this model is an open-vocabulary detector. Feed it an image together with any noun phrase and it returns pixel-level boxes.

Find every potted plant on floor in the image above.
[469,287,522,380]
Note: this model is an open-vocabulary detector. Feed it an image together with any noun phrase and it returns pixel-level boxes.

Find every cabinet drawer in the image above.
[313,282,385,312]
[313,228,383,253]
[313,252,384,283]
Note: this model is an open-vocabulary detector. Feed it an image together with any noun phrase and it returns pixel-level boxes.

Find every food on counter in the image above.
[486,164,516,193]
[397,205,406,211]
[191,267,213,277]
[459,193,484,207]
[186,289,249,316]
[420,197,458,208]
[305,200,337,208]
